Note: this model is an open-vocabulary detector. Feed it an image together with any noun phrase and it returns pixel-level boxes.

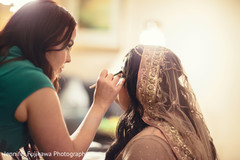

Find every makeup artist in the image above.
[0,1,124,159]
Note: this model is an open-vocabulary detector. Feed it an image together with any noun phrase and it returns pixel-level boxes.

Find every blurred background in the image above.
[1,0,240,159]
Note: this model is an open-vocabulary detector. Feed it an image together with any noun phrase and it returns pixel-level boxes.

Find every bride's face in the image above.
[114,70,130,111]
[115,85,130,111]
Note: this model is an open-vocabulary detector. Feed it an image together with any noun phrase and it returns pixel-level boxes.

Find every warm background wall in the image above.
[1,0,240,159]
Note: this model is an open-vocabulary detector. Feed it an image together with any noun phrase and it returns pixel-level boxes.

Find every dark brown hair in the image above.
[105,46,149,160]
[0,0,77,91]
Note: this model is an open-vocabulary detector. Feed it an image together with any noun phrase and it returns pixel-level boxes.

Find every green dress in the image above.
[0,46,55,152]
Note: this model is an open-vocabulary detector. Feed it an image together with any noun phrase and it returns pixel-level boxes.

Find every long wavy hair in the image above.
[105,46,217,159]
[105,47,149,160]
[0,0,76,159]
[0,0,76,91]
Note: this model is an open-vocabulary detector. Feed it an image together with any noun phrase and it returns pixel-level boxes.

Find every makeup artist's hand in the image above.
[93,69,125,113]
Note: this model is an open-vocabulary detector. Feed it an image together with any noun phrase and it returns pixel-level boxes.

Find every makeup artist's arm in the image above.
[19,69,124,160]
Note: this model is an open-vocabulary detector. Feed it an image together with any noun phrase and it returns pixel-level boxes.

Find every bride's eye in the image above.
[114,70,126,78]
[120,73,126,78]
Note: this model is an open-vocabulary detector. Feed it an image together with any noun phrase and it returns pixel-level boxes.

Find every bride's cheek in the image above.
[115,96,119,104]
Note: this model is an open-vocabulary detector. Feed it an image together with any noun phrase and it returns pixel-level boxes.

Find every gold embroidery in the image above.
[159,122,195,160]
[137,46,195,160]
